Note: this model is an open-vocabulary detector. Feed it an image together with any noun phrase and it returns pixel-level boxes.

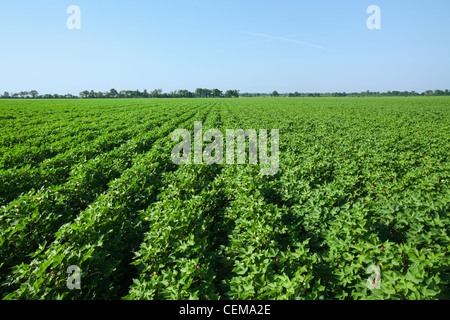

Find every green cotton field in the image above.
[0,97,449,300]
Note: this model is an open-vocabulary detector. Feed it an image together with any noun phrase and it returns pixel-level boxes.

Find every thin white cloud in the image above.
[244,31,326,49]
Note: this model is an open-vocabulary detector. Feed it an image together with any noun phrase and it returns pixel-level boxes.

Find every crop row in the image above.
[1,103,212,299]
[0,102,206,287]
[0,97,448,300]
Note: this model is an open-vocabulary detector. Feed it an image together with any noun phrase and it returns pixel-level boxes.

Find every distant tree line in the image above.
[1,89,449,99]
[241,89,450,98]
[0,88,240,99]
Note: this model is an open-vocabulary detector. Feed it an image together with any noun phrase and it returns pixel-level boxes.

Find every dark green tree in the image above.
[212,89,223,98]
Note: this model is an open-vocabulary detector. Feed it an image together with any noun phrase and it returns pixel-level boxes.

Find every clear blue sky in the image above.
[0,0,449,94]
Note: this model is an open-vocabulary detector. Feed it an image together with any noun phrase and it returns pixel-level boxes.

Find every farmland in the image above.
[0,97,449,300]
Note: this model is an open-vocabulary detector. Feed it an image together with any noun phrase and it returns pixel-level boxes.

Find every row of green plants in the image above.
[1,104,212,299]
[0,112,167,205]
[0,102,207,290]
[0,97,448,299]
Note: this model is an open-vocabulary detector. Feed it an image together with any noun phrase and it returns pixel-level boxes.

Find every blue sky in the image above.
[0,0,449,94]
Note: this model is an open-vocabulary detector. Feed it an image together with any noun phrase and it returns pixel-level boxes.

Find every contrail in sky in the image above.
[244,31,326,49]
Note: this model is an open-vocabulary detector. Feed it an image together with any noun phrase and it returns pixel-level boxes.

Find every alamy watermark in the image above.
[66,5,380,31]
[67,265,81,290]
[67,5,81,30]
[171,122,279,175]
[367,5,381,30]
[65,5,380,31]
[366,265,381,290]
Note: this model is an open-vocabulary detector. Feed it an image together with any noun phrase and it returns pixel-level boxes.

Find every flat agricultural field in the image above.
[0,97,449,300]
